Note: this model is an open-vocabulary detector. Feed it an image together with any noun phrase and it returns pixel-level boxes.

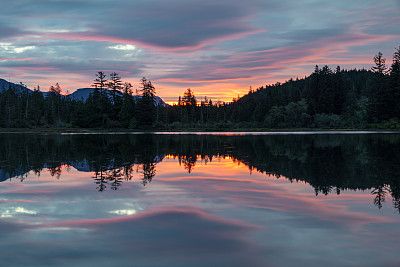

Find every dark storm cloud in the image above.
[1,0,263,49]
[101,0,259,48]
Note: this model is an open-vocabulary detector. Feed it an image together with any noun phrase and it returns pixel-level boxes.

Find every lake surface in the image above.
[1,132,400,266]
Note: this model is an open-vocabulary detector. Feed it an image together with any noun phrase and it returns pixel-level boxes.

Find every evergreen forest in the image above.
[0,47,399,130]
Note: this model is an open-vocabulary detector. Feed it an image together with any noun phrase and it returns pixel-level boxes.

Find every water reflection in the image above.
[1,133,400,212]
[1,133,400,266]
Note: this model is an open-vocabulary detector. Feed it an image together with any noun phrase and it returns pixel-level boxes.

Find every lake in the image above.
[0,132,399,266]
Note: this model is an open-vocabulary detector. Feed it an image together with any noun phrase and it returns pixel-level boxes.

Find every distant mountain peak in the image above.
[0,78,168,106]
[69,87,167,106]
[0,78,30,93]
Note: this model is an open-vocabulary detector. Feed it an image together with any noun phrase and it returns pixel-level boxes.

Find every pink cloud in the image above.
[0,57,36,61]
[0,199,37,203]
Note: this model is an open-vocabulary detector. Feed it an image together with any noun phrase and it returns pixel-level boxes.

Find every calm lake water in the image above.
[1,132,400,266]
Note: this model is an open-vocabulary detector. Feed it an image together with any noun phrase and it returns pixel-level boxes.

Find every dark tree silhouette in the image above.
[93,71,107,95]
[182,88,197,106]
[136,77,156,128]
[108,72,122,105]
[371,52,388,74]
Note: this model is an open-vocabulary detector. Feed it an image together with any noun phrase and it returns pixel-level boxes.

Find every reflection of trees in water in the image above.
[1,133,400,212]
[91,162,160,191]
[105,161,124,191]
[174,153,213,174]
[93,169,107,192]
[179,155,197,173]
[142,163,156,186]
[16,173,28,182]
[48,165,62,179]
[92,163,156,191]
[372,185,390,209]
[7,161,156,192]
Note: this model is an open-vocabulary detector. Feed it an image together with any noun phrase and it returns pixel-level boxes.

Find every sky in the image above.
[0,0,399,103]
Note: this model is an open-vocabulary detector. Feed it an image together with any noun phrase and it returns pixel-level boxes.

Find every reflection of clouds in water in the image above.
[1,134,400,265]
[3,133,400,213]
[0,167,398,266]
[0,209,263,266]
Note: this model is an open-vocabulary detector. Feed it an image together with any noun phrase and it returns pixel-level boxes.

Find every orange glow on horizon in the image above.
[4,52,378,104]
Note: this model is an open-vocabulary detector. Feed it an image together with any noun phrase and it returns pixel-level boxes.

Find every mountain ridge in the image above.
[0,78,167,106]
[69,87,167,106]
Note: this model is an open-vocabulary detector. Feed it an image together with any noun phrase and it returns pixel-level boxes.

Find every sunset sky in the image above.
[0,0,399,103]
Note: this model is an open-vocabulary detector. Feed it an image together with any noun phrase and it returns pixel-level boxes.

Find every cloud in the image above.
[109,44,136,51]
[93,0,261,49]
[1,207,37,218]
[0,0,399,100]
[0,43,36,54]
[0,0,262,49]
[154,29,396,88]
[0,26,21,40]
[109,209,136,215]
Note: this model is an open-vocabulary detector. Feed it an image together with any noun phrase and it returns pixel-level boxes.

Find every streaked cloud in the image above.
[0,0,398,101]
[109,209,137,215]
[109,44,136,51]
[1,206,37,218]
[0,43,36,54]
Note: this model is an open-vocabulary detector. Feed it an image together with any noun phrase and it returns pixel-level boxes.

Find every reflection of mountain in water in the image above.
[71,159,92,172]
[0,168,30,182]
[1,133,400,211]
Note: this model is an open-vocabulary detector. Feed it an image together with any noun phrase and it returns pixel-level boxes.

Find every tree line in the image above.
[225,47,400,129]
[0,47,399,129]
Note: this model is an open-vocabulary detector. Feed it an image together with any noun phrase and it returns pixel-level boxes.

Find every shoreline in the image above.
[1,128,400,134]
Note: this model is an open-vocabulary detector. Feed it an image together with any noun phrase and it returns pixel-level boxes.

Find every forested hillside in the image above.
[0,48,399,130]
